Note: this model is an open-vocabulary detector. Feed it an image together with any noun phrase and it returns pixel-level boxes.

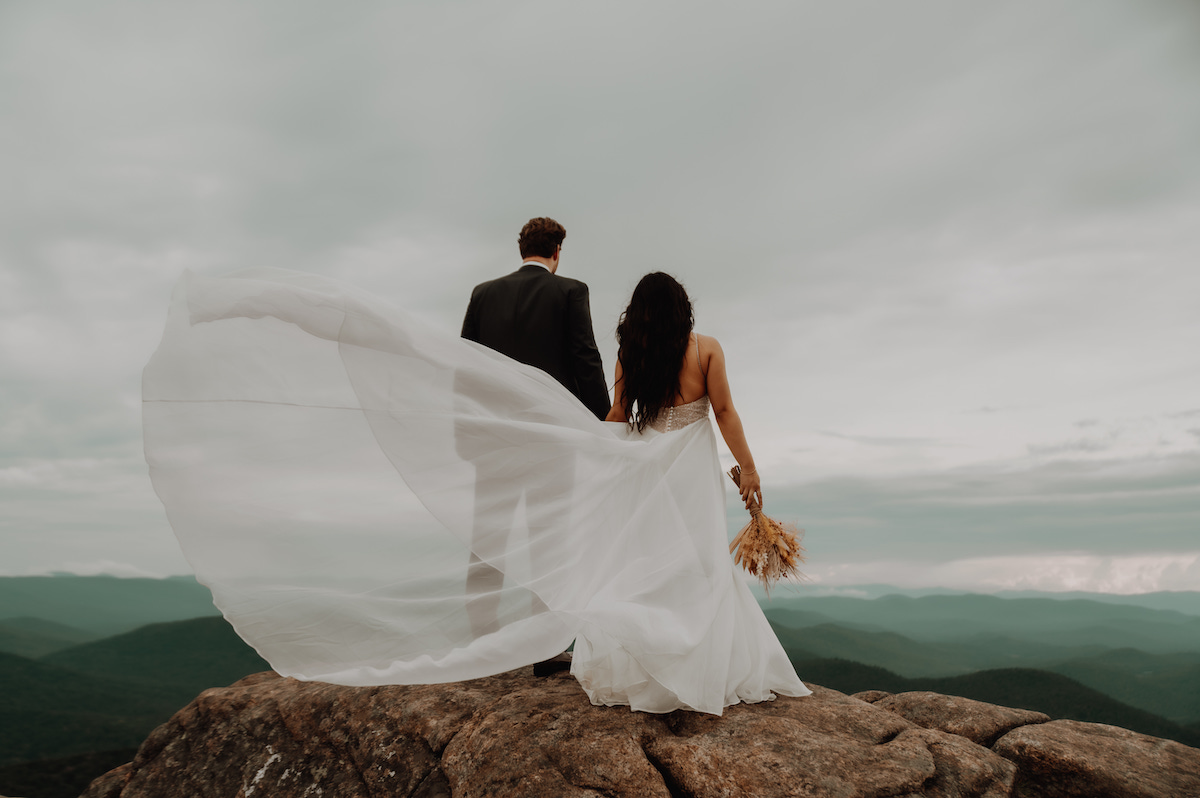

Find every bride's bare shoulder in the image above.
[695,333,725,358]
[693,334,726,380]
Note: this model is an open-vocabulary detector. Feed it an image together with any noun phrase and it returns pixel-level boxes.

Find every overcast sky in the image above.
[3,1,1198,593]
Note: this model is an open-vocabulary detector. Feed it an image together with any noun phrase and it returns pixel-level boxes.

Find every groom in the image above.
[461,217,610,419]
[459,217,609,672]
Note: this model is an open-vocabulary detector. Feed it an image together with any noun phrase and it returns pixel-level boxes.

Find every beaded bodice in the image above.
[647,396,711,433]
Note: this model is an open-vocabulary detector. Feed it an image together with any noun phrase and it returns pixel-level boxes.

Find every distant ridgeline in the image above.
[0,576,1198,798]
[762,591,1200,744]
[0,574,220,642]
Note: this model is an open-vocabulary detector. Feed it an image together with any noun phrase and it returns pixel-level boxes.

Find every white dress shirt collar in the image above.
[521,260,551,272]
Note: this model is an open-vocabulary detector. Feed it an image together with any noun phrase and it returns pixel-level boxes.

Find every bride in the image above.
[143,268,808,715]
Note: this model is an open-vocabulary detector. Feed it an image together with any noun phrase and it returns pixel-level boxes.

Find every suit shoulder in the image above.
[468,272,510,297]
[551,273,590,294]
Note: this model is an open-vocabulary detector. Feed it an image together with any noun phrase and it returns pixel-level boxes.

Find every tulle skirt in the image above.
[142,269,808,714]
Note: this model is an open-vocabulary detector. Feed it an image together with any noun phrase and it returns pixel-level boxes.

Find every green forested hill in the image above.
[767,620,1200,726]
[794,658,1200,748]
[763,588,1200,652]
[0,617,99,658]
[771,622,1110,677]
[1047,648,1200,725]
[41,616,269,700]
[993,589,1200,616]
[765,593,1200,651]
[1,616,269,769]
[0,651,179,767]
[0,575,219,636]
[0,748,139,798]
[0,651,174,717]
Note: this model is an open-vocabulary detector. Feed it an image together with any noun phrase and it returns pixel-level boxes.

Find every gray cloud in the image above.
[1027,438,1112,456]
[758,452,1200,566]
[818,431,949,449]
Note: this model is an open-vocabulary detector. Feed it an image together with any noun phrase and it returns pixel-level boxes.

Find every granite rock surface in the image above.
[80,670,1199,798]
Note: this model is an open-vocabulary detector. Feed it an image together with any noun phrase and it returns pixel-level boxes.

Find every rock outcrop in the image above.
[994,720,1200,798]
[854,691,1050,748]
[82,669,1200,798]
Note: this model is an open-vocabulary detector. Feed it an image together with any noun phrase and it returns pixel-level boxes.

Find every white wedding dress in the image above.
[143,269,809,715]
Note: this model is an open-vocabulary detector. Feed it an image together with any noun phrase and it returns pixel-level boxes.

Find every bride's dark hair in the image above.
[616,272,694,433]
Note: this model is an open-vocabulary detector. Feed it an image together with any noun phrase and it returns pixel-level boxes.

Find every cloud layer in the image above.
[2,1,1198,588]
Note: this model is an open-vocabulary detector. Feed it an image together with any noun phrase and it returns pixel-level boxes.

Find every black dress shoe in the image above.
[533,652,572,676]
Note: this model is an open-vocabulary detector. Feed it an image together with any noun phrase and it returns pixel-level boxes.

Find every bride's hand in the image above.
[739,467,762,510]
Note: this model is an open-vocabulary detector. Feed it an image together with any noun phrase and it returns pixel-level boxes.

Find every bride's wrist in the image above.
[740,464,757,476]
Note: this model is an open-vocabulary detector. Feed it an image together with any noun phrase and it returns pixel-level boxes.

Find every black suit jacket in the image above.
[462,264,610,420]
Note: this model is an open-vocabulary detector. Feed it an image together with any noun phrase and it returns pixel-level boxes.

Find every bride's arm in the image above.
[605,358,628,422]
[704,336,762,509]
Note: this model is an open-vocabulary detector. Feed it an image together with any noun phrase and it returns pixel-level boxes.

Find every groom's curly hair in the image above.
[518,217,567,259]
[616,272,694,433]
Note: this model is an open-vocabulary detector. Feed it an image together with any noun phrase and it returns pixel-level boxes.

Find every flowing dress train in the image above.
[142,269,809,714]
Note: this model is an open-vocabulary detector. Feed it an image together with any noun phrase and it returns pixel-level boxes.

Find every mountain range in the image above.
[1,575,1198,797]
[0,615,269,768]
[764,593,1200,726]
[762,592,1200,651]
[0,575,219,638]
